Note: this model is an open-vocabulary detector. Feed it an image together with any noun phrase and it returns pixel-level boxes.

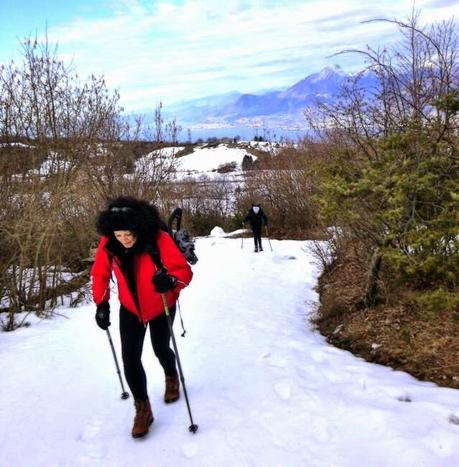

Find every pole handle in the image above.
[160,293,170,316]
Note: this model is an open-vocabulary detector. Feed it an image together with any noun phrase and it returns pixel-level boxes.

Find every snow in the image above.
[175,144,251,174]
[0,268,84,308]
[148,146,185,159]
[30,155,72,176]
[133,144,254,182]
[0,142,34,148]
[209,226,226,236]
[135,146,185,174]
[1,234,458,467]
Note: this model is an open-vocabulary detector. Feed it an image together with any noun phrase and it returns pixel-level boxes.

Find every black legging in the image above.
[119,305,177,400]
[253,226,262,250]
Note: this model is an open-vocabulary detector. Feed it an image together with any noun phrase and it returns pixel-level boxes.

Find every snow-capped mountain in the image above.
[164,65,375,131]
[280,64,347,99]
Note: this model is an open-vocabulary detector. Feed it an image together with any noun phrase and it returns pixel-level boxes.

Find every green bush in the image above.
[416,288,459,315]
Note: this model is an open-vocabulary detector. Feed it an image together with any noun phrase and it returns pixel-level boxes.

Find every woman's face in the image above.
[114,230,137,248]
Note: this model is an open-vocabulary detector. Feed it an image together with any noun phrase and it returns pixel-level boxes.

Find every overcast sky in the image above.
[0,0,457,112]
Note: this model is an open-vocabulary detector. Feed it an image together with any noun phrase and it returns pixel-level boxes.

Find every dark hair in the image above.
[96,196,163,243]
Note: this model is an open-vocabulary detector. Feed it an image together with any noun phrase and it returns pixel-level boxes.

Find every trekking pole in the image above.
[241,223,244,249]
[265,225,273,251]
[106,328,130,400]
[160,292,199,433]
[177,299,187,337]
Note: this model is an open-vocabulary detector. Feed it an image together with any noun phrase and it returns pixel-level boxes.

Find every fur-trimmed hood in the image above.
[96,196,164,253]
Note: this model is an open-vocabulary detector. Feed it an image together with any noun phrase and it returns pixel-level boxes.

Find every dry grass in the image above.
[312,250,459,389]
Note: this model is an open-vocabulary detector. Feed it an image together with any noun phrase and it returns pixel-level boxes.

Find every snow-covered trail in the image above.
[0,236,458,467]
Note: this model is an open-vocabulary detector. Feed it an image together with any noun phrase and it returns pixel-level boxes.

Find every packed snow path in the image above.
[1,236,458,467]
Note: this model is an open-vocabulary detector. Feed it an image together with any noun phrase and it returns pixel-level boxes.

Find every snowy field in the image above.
[175,144,252,178]
[1,233,458,467]
[136,143,256,181]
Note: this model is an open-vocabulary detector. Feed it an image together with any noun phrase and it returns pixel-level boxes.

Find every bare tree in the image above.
[0,36,126,328]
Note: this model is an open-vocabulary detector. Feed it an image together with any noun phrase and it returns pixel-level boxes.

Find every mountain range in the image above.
[162,65,377,135]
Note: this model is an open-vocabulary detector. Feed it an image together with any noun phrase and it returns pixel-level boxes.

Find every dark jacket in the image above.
[243,206,268,230]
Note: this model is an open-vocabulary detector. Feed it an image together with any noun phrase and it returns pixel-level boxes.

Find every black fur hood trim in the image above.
[96,196,164,250]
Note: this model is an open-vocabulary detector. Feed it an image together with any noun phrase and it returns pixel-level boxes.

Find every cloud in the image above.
[28,0,456,111]
[424,0,459,7]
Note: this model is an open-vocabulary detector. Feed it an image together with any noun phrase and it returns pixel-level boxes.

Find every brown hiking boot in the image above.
[164,376,180,403]
[132,399,154,438]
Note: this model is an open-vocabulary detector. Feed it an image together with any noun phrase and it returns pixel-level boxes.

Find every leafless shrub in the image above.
[0,37,179,329]
[159,175,237,234]
[235,143,321,236]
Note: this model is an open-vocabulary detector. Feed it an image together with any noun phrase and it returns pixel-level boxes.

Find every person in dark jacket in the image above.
[91,196,192,438]
[243,203,268,252]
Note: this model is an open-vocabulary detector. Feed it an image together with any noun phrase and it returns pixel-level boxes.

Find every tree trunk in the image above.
[363,248,383,308]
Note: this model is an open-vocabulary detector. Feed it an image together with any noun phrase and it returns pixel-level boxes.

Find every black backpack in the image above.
[166,208,198,266]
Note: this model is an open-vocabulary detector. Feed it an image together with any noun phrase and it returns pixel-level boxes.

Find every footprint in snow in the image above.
[310,416,331,443]
[256,349,288,369]
[181,441,199,458]
[274,380,292,400]
[397,394,412,402]
[79,417,103,441]
[282,340,305,351]
[309,349,328,363]
[77,417,106,463]
[449,414,459,425]
[258,347,271,359]
[272,255,297,263]
[266,355,288,368]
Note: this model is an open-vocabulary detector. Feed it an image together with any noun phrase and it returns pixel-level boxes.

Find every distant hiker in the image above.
[91,196,193,438]
[243,203,268,252]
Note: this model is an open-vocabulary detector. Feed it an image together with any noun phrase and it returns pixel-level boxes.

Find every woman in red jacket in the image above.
[91,196,192,438]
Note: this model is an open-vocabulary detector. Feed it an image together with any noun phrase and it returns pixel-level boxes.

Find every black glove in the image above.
[95,302,110,330]
[153,270,177,293]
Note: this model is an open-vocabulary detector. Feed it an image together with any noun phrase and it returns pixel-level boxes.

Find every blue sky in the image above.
[0,0,457,112]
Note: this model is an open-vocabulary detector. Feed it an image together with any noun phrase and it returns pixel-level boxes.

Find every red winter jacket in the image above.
[91,231,193,324]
